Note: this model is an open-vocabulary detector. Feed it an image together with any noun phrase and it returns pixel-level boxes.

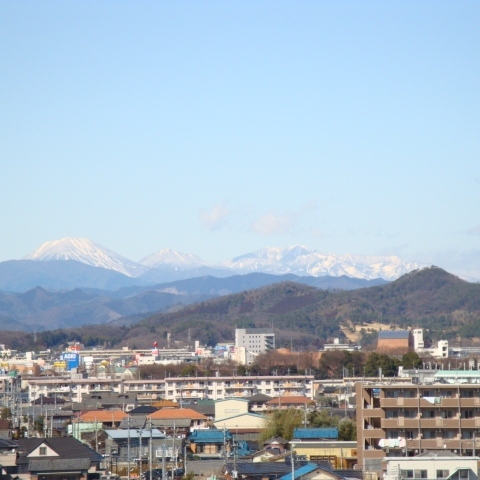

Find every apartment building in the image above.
[356,375,480,476]
[234,328,275,364]
[26,374,314,404]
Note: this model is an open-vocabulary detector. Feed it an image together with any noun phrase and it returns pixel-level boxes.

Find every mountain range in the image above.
[4,266,480,351]
[16,237,425,285]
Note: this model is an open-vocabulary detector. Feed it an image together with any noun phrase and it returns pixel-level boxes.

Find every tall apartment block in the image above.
[234,328,275,365]
[356,375,480,476]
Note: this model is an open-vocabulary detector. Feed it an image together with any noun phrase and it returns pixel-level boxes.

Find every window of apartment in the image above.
[404,410,417,419]
[461,390,474,398]
[387,431,399,439]
[423,430,436,439]
[414,470,427,478]
[385,390,398,399]
[462,410,474,419]
[436,470,449,478]
[460,470,469,479]
[462,430,474,439]
[401,470,414,478]
[39,447,47,455]
[406,430,415,440]
[386,410,399,419]
[403,390,415,398]
[441,410,454,419]
[443,430,455,439]
[422,410,435,418]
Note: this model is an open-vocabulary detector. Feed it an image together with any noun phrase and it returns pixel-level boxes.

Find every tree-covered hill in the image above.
[4,266,480,351]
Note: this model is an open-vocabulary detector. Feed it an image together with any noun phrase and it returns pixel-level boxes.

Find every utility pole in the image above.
[127,417,131,480]
[149,418,153,480]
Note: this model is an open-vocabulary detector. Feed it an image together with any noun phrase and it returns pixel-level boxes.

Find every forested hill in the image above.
[6,266,480,351]
[109,266,480,349]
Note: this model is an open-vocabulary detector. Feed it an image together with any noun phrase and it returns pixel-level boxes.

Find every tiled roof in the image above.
[265,396,311,405]
[147,408,207,420]
[16,438,103,466]
[29,458,91,472]
[293,427,338,439]
[129,406,158,415]
[189,429,232,443]
[278,463,320,480]
[77,410,129,422]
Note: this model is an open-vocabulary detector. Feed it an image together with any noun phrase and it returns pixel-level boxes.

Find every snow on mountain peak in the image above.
[222,245,425,281]
[23,237,146,277]
[139,248,207,269]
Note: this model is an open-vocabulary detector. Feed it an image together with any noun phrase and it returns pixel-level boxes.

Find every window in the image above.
[441,410,454,419]
[386,410,399,419]
[401,470,413,478]
[404,410,416,419]
[422,410,435,418]
[437,470,449,478]
[462,431,474,439]
[462,410,474,419]
[39,447,47,455]
[406,430,415,440]
[423,430,436,439]
[414,470,427,478]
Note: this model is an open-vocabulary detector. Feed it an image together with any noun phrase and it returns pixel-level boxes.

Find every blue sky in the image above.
[1,2,479,278]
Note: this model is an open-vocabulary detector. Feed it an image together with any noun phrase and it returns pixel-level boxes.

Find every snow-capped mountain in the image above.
[22,238,426,282]
[222,245,426,281]
[23,237,147,278]
[139,248,207,270]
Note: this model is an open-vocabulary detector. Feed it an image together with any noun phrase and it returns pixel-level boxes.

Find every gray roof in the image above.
[119,416,146,429]
[16,438,103,466]
[29,458,91,472]
[186,460,225,476]
[378,330,410,339]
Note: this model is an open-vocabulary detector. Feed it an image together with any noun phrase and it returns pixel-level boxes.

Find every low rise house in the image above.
[15,437,104,480]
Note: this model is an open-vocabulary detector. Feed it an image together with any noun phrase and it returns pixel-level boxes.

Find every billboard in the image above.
[61,352,80,370]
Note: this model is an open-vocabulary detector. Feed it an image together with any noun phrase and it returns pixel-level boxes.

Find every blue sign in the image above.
[61,352,80,370]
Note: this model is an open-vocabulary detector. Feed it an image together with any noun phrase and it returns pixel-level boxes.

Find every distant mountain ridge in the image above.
[0,272,387,331]
[22,237,425,282]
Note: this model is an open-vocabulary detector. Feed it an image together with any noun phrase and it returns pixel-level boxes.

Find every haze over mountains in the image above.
[20,237,424,283]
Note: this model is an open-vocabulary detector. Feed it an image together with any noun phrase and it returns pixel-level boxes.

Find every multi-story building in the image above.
[26,374,314,404]
[234,328,275,364]
[356,374,480,476]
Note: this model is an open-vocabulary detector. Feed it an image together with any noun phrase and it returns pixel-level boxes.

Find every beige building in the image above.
[213,398,265,432]
[356,377,480,476]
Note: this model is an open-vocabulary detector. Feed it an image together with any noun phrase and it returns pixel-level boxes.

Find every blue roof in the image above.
[278,463,320,480]
[293,427,338,439]
[189,429,232,443]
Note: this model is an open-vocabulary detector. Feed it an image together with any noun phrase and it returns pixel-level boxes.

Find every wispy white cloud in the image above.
[466,224,480,236]
[250,212,293,236]
[199,202,230,231]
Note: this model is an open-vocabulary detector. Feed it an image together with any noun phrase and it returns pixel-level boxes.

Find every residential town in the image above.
[0,327,479,480]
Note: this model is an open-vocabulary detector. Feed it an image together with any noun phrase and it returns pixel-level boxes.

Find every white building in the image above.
[413,328,449,358]
[234,328,275,365]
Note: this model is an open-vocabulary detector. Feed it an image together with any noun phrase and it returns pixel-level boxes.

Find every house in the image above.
[212,398,266,433]
[247,393,272,413]
[104,428,167,463]
[72,392,137,412]
[75,410,129,428]
[146,408,208,435]
[188,429,232,459]
[262,437,289,454]
[265,396,313,411]
[15,437,104,480]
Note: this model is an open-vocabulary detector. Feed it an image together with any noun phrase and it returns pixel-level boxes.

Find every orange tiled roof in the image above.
[77,410,129,422]
[147,408,207,420]
[265,396,312,405]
